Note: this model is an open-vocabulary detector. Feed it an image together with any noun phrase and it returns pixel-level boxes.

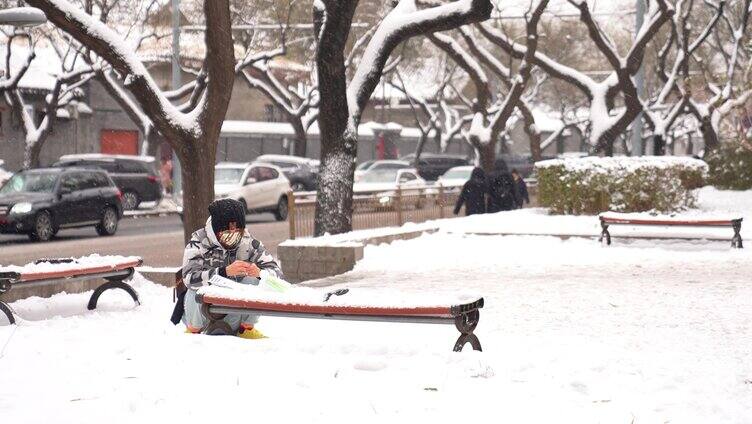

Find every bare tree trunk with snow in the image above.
[27,0,236,242]
[312,0,492,236]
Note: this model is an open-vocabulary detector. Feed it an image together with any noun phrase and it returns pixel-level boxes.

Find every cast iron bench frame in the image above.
[599,214,743,248]
[0,257,142,325]
[196,292,484,352]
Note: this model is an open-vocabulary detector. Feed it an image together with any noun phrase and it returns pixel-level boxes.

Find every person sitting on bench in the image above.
[181,198,283,339]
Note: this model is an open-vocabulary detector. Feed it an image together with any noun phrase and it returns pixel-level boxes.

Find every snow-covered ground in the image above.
[1,189,750,423]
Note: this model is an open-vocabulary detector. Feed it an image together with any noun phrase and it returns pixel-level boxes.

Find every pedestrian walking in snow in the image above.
[511,169,529,208]
[486,170,519,213]
[453,167,488,216]
[177,198,283,338]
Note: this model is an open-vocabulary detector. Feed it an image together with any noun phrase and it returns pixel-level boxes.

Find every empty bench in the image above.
[599,212,743,248]
[0,256,142,324]
[196,285,484,352]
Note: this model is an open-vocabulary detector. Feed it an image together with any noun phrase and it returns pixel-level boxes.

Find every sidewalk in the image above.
[124,197,180,218]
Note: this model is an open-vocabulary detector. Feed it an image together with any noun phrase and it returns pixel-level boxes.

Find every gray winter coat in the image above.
[182,217,283,290]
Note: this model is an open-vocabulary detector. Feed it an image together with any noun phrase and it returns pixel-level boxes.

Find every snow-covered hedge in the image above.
[535,157,707,215]
[705,140,752,190]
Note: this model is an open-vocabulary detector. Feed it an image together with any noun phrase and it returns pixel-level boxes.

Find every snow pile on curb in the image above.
[535,155,708,173]
[0,254,141,274]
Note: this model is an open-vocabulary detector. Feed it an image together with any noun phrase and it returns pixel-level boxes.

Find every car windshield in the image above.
[356,161,375,171]
[359,170,397,183]
[215,168,245,184]
[0,172,58,194]
[442,168,472,179]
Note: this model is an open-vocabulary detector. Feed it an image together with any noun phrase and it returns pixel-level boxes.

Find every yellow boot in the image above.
[237,325,267,339]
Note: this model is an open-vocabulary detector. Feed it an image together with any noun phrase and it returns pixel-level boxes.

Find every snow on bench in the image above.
[598,212,743,248]
[0,255,143,324]
[196,284,485,352]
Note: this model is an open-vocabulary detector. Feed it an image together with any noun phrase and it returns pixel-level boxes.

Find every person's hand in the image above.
[225,261,260,278]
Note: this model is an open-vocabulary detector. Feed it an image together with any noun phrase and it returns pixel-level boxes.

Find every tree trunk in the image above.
[177,141,216,242]
[652,134,665,156]
[24,140,43,169]
[290,118,308,157]
[313,0,358,237]
[413,133,428,167]
[699,115,719,155]
[478,142,496,175]
[314,125,357,236]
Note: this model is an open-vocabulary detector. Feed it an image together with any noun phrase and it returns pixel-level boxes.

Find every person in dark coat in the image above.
[511,169,529,208]
[453,167,487,216]
[486,170,519,213]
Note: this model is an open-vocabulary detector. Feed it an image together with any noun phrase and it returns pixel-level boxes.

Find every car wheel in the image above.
[29,211,54,242]
[96,207,119,236]
[274,196,288,221]
[121,191,140,210]
[291,182,306,192]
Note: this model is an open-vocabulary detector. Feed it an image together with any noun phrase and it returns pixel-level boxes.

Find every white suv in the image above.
[214,162,291,221]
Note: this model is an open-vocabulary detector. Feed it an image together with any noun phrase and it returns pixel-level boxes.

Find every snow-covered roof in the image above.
[255,154,319,165]
[58,153,156,162]
[221,120,430,142]
[0,44,61,91]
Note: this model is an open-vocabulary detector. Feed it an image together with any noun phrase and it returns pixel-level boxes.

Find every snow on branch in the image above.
[25,0,232,141]
[346,0,492,121]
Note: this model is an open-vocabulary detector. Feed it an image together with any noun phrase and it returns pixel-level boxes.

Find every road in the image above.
[0,213,289,267]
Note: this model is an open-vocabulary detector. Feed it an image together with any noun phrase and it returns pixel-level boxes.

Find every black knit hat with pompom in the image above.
[208,199,246,234]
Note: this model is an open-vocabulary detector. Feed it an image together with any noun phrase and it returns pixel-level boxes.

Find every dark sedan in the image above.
[0,168,123,241]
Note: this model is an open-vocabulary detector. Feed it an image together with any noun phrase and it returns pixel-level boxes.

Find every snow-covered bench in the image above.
[599,212,743,248]
[195,285,484,352]
[0,255,142,324]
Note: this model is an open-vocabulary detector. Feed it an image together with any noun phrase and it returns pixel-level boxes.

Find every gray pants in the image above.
[182,277,260,333]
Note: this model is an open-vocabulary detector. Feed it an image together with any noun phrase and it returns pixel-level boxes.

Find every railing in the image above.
[287,184,462,239]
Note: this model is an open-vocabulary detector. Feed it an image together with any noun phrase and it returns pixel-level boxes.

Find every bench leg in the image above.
[453,309,482,352]
[199,303,232,335]
[732,220,743,249]
[599,222,611,246]
[0,300,14,325]
[87,271,140,311]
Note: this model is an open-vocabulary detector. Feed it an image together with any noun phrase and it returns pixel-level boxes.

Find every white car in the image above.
[214,162,291,221]
[354,160,411,182]
[437,165,474,188]
[353,168,431,209]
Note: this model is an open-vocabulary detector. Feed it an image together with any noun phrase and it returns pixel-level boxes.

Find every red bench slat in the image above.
[601,217,736,226]
[200,294,466,318]
[18,259,143,282]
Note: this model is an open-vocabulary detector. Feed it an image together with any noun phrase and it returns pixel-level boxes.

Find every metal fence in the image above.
[287,185,462,239]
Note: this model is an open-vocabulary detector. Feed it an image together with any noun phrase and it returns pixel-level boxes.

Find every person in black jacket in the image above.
[511,169,529,208]
[453,167,487,216]
[486,170,520,213]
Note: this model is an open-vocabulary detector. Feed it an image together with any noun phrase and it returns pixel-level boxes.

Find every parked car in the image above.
[0,160,11,187]
[400,153,470,181]
[0,167,123,241]
[254,154,319,192]
[353,168,430,209]
[214,162,291,221]
[354,160,411,182]
[53,154,162,211]
[437,165,474,188]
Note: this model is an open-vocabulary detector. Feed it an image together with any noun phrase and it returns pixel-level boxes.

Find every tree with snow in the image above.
[485,0,674,156]
[26,0,236,243]
[0,29,95,169]
[312,0,492,236]
[428,0,548,172]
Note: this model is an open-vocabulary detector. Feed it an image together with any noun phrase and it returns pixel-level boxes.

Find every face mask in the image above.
[218,229,243,249]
